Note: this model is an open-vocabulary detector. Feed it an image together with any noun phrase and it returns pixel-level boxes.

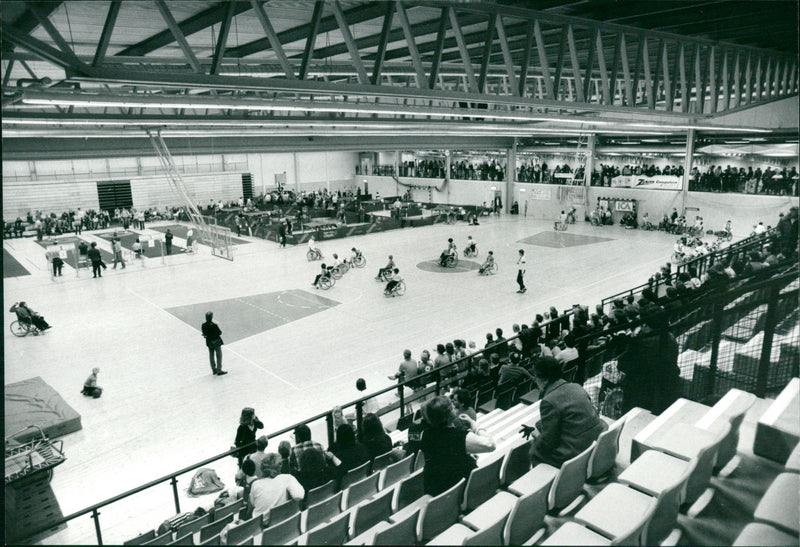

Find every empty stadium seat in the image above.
[343,472,380,510]
[499,439,531,486]
[225,515,263,546]
[199,514,233,543]
[370,450,396,474]
[265,498,300,528]
[647,421,731,511]
[305,480,336,508]
[754,473,800,536]
[733,522,799,546]
[304,491,342,532]
[341,461,372,491]
[574,483,658,544]
[379,454,413,491]
[174,514,211,539]
[124,530,157,545]
[260,513,302,546]
[417,479,466,543]
[785,442,800,473]
[142,532,174,545]
[372,508,420,546]
[197,534,220,546]
[304,511,350,545]
[392,469,428,514]
[754,378,800,465]
[508,441,595,516]
[461,455,503,513]
[694,388,756,475]
[212,499,244,523]
[166,533,194,546]
[350,487,394,539]
[427,512,508,546]
[586,414,626,483]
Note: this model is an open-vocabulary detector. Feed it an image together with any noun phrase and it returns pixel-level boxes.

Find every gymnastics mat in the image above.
[5,377,82,445]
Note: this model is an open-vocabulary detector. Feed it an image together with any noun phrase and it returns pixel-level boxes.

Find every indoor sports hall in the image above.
[3,1,799,546]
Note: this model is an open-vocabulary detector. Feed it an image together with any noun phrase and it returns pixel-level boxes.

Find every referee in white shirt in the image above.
[516,249,527,293]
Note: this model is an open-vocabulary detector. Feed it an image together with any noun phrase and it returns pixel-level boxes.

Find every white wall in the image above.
[356,175,505,207]
[3,178,99,218]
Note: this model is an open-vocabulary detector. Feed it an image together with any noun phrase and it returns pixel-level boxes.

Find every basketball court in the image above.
[3,215,733,544]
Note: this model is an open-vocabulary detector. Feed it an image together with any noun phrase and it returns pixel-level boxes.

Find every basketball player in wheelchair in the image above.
[439,238,457,266]
[554,210,568,231]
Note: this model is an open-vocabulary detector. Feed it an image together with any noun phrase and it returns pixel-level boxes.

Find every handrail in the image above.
[601,229,777,307]
[26,310,575,544]
[28,221,790,543]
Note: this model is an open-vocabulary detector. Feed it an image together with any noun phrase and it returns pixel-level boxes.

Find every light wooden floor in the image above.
[3,215,731,544]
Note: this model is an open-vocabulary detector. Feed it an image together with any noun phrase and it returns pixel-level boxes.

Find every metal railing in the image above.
[25,244,796,544]
[601,229,778,308]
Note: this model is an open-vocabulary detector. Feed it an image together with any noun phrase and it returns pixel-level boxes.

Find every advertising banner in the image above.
[528,187,552,201]
[610,175,682,190]
[615,201,635,212]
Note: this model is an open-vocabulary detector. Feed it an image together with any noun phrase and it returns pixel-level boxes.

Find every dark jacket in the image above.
[530,379,607,467]
[202,321,223,347]
[618,327,680,414]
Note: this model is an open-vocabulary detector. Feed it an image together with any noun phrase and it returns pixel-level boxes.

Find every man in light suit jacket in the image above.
[527,357,607,467]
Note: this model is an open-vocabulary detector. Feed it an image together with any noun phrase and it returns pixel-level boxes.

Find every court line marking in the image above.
[126,285,300,390]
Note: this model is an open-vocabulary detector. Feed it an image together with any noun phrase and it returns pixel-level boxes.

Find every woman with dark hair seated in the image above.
[329,424,370,476]
[358,413,393,460]
[420,396,495,496]
[294,449,333,493]
[527,357,606,467]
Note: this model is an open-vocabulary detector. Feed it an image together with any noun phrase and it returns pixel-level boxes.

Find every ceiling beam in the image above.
[1,22,88,73]
[92,0,121,68]
[427,7,449,90]
[154,0,201,73]
[226,3,387,59]
[299,1,324,80]
[249,0,295,79]
[210,1,236,75]
[331,0,369,85]
[395,1,428,89]
[117,2,251,58]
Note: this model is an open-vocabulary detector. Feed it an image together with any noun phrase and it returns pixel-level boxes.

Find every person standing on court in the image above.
[88,242,105,278]
[111,237,126,269]
[164,229,174,255]
[202,311,227,375]
[516,249,527,293]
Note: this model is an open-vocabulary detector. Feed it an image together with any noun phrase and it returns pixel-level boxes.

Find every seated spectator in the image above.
[555,335,579,366]
[234,458,259,519]
[289,424,339,472]
[498,352,535,386]
[295,448,334,493]
[329,424,370,475]
[493,328,509,360]
[250,454,305,519]
[463,358,491,389]
[277,441,292,474]
[420,396,495,496]
[527,357,607,467]
[450,388,477,421]
[358,413,393,460]
[247,436,270,479]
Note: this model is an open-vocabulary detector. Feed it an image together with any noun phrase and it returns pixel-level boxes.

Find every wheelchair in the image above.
[463,245,478,258]
[331,264,346,279]
[317,274,335,290]
[440,254,458,268]
[478,262,498,275]
[307,248,324,261]
[10,319,41,337]
[554,220,568,231]
[351,254,366,268]
[378,268,393,282]
[385,280,406,297]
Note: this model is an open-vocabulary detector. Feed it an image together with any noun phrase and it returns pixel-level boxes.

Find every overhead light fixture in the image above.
[19,90,623,127]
